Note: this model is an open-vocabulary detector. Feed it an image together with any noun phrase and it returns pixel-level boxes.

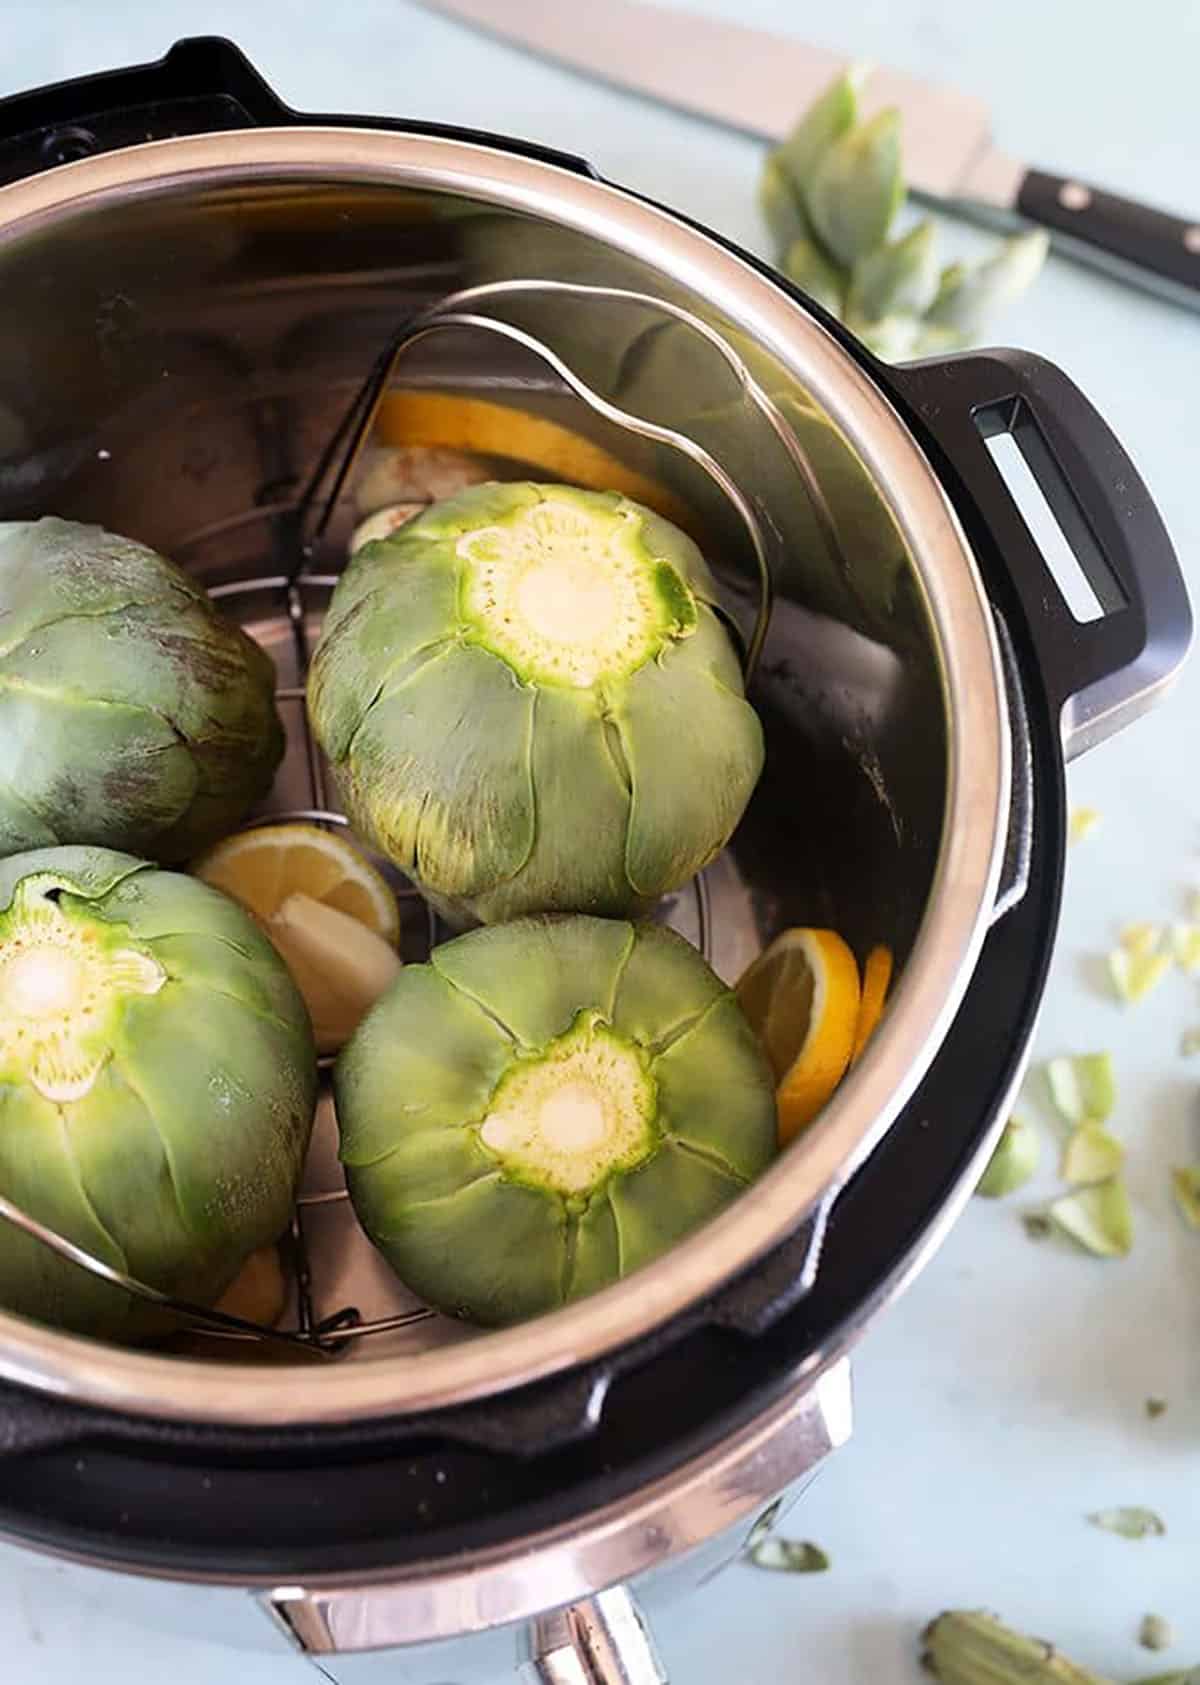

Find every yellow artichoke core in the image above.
[478,1011,658,1197]
[0,882,165,1103]
[457,496,692,687]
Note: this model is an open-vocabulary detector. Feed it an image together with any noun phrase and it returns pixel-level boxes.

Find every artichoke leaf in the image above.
[335,963,513,1168]
[359,1172,569,1326]
[338,644,537,902]
[776,65,869,194]
[653,992,777,1181]
[783,238,847,316]
[431,914,634,1049]
[805,108,903,268]
[115,983,313,1248]
[608,1140,746,1276]
[466,686,636,925]
[847,218,939,322]
[613,650,763,899]
[610,921,728,1051]
[925,230,1049,336]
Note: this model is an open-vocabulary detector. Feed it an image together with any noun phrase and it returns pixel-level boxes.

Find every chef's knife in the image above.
[421,0,1200,312]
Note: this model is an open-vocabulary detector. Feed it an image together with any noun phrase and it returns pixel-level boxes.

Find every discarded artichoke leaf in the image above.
[1139,1615,1175,1653]
[805,108,903,268]
[1171,924,1200,974]
[759,152,810,254]
[746,1536,830,1573]
[922,1610,1115,1684]
[1050,1178,1133,1257]
[1108,947,1172,1005]
[1069,806,1102,845]
[976,1117,1039,1198]
[1121,922,1164,960]
[1145,1397,1168,1419]
[775,63,869,189]
[1179,1028,1200,1058]
[847,218,939,322]
[853,312,922,361]
[1087,1506,1165,1539]
[925,230,1050,336]
[1062,1123,1124,1185]
[1046,1053,1115,1126]
[1170,1166,1200,1229]
[783,236,847,316]
[743,1498,785,1556]
[911,322,969,356]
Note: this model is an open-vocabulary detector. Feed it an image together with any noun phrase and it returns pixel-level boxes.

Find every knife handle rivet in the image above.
[1057,181,1092,212]
[1184,226,1200,255]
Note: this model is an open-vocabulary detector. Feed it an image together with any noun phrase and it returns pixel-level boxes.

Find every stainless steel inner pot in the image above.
[0,127,1015,1423]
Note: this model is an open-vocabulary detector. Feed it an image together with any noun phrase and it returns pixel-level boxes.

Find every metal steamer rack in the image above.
[0,278,839,1361]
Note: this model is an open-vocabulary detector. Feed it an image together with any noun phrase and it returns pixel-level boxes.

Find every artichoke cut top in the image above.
[0,846,317,1337]
[456,493,696,687]
[309,483,764,925]
[336,915,777,1327]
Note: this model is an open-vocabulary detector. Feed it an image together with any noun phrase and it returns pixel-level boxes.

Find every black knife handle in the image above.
[1017,167,1200,304]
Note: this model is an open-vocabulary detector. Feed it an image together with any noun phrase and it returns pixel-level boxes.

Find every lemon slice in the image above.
[371,391,692,527]
[214,1244,286,1327]
[736,928,861,1146]
[194,823,400,944]
[850,944,893,1064]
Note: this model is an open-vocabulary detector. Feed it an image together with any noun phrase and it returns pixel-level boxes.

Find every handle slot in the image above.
[976,410,1125,626]
[896,348,1191,761]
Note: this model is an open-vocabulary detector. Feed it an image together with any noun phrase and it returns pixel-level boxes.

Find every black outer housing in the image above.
[0,37,1182,1578]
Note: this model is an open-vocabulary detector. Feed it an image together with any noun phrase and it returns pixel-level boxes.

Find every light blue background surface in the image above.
[0,2,1197,1679]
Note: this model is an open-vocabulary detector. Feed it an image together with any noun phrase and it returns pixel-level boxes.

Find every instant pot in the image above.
[0,38,1188,1684]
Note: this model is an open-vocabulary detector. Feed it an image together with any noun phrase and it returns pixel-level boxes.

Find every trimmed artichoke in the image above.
[0,518,284,862]
[0,846,317,1336]
[308,483,764,926]
[336,915,777,1326]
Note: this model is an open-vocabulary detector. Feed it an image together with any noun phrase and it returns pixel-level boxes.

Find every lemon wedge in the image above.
[194,822,399,943]
[268,893,400,1052]
[736,928,862,1146]
[194,824,401,1050]
[214,1244,287,1327]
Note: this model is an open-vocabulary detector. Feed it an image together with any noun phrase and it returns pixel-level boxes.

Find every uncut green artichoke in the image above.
[761,69,1048,359]
[0,518,284,862]
[336,915,777,1326]
[308,482,764,926]
[0,846,317,1336]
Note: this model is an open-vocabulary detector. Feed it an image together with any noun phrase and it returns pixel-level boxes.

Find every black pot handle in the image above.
[893,348,1191,760]
[0,35,597,187]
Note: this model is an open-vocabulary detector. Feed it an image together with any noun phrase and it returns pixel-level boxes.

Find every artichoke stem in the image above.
[922,1613,1116,1685]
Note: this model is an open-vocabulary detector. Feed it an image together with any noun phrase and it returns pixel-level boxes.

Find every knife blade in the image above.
[422,0,1200,312]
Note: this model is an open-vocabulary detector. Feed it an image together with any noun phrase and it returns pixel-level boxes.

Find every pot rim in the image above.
[0,125,1009,1426]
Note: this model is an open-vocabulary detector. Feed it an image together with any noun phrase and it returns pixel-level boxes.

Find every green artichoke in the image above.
[308,483,764,926]
[336,914,777,1326]
[0,518,284,862]
[761,70,1048,358]
[0,846,317,1336]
